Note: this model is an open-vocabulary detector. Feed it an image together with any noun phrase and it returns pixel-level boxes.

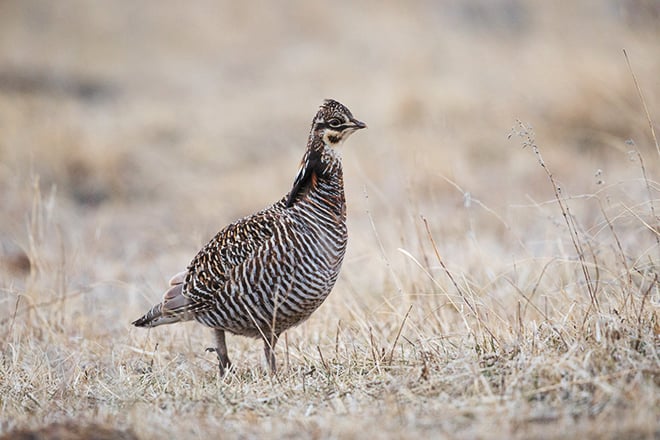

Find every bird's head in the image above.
[310,99,367,148]
[286,99,365,207]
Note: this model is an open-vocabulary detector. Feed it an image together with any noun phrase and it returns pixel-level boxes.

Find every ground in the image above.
[0,1,659,439]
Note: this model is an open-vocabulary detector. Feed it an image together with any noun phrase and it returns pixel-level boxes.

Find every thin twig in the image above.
[623,49,659,157]
[5,295,21,346]
[422,217,499,345]
[627,143,660,259]
[387,305,413,366]
[364,186,404,295]
[316,345,330,374]
[511,121,599,312]
[597,197,633,308]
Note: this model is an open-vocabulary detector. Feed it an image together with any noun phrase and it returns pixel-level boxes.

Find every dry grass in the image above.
[1,1,659,439]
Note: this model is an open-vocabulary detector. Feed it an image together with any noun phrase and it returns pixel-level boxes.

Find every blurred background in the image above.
[0,0,658,328]
[1,3,659,437]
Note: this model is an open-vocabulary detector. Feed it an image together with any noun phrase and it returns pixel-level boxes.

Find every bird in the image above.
[132,99,366,374]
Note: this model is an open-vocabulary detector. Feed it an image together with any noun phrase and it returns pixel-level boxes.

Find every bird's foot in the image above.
[206,347,231,375]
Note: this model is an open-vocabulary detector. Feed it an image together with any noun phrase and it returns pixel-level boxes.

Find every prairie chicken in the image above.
[132,99,366,374]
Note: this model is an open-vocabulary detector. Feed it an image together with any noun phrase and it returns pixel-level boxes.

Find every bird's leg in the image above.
[263,332,279,374]
[206,329,231,375]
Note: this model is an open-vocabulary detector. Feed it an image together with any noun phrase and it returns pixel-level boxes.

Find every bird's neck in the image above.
[285,140,344,210]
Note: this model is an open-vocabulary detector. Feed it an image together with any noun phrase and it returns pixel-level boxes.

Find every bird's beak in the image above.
[350,118,367,130]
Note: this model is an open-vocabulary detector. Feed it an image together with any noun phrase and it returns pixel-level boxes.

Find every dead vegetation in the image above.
[1,1,658,439]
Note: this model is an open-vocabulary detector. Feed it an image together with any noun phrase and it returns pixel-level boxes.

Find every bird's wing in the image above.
[181,201,286,308]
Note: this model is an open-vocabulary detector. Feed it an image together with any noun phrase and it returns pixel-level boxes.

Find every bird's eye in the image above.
[327,118,342,128]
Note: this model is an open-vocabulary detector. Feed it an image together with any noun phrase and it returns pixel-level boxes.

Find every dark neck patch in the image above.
[286,150,321,207]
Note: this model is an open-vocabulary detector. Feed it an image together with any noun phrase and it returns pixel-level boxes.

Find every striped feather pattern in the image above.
[132,99,365,373]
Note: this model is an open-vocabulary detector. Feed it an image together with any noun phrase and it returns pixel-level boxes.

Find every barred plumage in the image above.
[132,99,366,374]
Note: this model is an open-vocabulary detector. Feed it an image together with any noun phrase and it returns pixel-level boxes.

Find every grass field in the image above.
[1,1,659,439]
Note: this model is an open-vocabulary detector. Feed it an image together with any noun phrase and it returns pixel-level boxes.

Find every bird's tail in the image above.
[132,272,194,327]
